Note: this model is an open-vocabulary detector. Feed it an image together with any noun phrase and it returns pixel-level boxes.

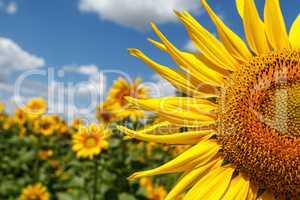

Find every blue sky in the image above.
[0,0,300,122]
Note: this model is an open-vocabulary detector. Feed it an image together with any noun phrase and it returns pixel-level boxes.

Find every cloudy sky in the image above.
[0,0,299,122]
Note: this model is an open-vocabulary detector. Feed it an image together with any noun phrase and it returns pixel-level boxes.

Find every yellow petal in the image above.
[165,158,223,200]
[241,0,270,54]
[175,11,239,71]
[184,165,235,200]
[151,22,226,86]
[264,0,289,50]
[289,14,300,49]
[221,174,250,200]
[128,140,220,179]
[128,48,218,98]
[246,182,258,200]
[100,140,109,149]
[236,0,244,19]
[148,38,230,77]
[117,125,214,144]
[126,97,217,127]
[257,191,276,200]
[201,0,251,63]
[134,121,182,135]
[147,38,167,51]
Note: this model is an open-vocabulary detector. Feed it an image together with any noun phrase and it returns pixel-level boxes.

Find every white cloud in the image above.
[78,0,202,30]
[6,2,17,14]
[183,40,198,53]
[62,64,98,75]
[78,65,98,75]
[0,37,45,72]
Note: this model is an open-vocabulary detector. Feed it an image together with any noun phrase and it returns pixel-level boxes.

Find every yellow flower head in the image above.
[25,98,47,119]
[71,118,85,130]
[38,149,54,160]
[3,117,13,130]
[139,178,167,200]
[96,101,119,124]
[107,78,148,106]
[58,121,69,135]
[50,115,62,126]
[19,183,50,200]
[34,115,56,136]
[0,102,5,113]
[72,124,110,160]
[118,0,300,199]
[104,78,148,121]
[14,108,27,125]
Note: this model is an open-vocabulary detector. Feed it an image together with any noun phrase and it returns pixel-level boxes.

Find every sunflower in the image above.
[25,98,47,119]
[14,108,27,125]
[0,102,5,113]
[118,0,300,199]
[34,115,56,136]
[58,121,69,135]
[72,124,110,159]
[19,183,50,200]
[71,118,85,130]
[105,78,149,120]
[38,149,54,160]
[96,101,119,124]
[107,78,148,106]
[139,178,168,200]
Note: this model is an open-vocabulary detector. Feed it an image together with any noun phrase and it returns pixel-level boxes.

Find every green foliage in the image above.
[0,117,179,200]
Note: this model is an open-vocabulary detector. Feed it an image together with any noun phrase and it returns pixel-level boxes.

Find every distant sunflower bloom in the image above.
[72,124,110,159]
[58,121,69,135]
[118,0,300,199]
[14,108,27,125]
[105,78,148,120]
[107,78,148,106]
[96,101,119,124]
[71,118,85,130]
[38,149,54,160]
[25,98,47,119]
[50,115,69,135]
[19,183,50,200]
[139,178,167,200]
[0,102,5,113]
[34,115,56,136]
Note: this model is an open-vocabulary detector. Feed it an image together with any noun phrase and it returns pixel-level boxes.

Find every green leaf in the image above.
[118,193,137,200]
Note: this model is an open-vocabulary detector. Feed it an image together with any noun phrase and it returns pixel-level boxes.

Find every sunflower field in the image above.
[0,78,185,200]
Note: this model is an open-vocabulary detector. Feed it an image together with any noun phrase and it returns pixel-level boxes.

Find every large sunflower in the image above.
[118,0,300,199]
[19,183,50,200]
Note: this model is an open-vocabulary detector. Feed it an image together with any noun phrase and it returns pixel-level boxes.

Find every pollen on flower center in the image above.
[85,136,98,148]
[259,82,300,137]
[219,50,300,196]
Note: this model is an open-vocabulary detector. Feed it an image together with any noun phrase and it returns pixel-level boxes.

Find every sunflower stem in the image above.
[92,158,99,200]
[33,136,41,182]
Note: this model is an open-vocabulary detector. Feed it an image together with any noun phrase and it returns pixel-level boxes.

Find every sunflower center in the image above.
[85,136,98,148]
[29,195,41,200]
[219,50,300,196]
[259,82,300,137]
[41,122,51,130]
